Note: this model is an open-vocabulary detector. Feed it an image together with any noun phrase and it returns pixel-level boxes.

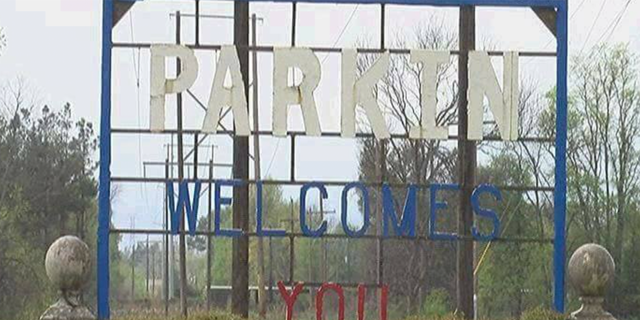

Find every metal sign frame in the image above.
[98,0,568,319]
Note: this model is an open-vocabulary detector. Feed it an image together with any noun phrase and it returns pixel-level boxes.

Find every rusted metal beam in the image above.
[113,1,136,27]
[532,7,557,37]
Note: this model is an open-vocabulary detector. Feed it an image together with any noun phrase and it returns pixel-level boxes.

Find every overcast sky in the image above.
[1,0,639,247]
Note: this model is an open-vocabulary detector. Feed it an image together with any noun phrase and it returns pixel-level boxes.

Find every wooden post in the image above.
[175,11,190,318]
[457,6,476,320]
[232,1,251,317]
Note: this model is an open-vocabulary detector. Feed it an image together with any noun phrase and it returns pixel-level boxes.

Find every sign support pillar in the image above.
[457,5,476,320]
[232,0,251,317]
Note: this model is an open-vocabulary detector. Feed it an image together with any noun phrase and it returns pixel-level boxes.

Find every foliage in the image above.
[357,19,459,314]
[114,310,246,320]
[0,80,101,319]
[0,27,6,55]
[519,307,565,320]
[420,289,452,318]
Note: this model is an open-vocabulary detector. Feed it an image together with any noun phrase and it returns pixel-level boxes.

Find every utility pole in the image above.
[146,235,150,296]
[457,6,476,320]
[250,12,268,318]
[231,0,251,317]
[130,217,136,302]
[131,241,135,301]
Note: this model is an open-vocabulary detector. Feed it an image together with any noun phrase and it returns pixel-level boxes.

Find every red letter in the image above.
[278,281,305,320]
[379,285,388,320]
[316,283,345,320]
[357,284,366,320]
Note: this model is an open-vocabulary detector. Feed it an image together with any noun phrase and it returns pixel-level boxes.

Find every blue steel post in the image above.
[553,0,568,313]
[98,0,114,318]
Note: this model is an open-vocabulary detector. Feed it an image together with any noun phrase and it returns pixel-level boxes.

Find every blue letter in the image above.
[382,184,416,237]
[300,182,328,238]
[214,180,243,237]
[256,181,286,237]
[167,180,201,236]
[341,182,370,238]
[471,184,502,241]
[429,184,458,241]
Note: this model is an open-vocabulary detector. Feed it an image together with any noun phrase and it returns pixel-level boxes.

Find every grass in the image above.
[113,307,567,320]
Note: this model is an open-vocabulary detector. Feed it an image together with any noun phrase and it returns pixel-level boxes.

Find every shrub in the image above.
[520,307,566,320]
[115,310,245,320]
[420,289,453,318]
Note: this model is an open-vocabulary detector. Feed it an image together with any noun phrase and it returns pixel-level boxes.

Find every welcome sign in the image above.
[98,0,569,319]
[155,45,513,241]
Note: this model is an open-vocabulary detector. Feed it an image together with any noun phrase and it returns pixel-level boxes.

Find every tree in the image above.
[357,20,459,313]
[0,27,6,55]
[501,43,640,318]
[560,44,640,316]
[0,79,100,319]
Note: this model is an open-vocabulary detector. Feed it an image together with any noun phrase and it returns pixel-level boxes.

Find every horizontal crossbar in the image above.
[112,43,557,57]
[115,0,563,9]
[110,228,554,243]
[109,177,555,192]
[111,128,556,143]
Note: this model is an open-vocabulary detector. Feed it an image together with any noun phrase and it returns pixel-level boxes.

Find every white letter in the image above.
[272,47,322,137]
[341,49,390,139]
[202,45,250,136]
[150,45,199,131]
[468,51,519,141]
[409,50,450,140]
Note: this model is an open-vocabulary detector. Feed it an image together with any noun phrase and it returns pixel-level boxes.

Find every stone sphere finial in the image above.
[568,243,615,297]
[40,236,95,320]
[45,235,92,293]
[568,243,616,320]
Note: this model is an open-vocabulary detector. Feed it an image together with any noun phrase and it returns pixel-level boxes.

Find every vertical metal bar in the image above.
[288,200,295,285]
[376,3,386,291]
[207,159,213,311]
[195,0,201,46]
[131,240,136,300]
[164,158,170,316]
[194,134,199,180]
[98,0,114,318]
[291,2,297,46]
[268,237,274,302]
[175,11,189,318]
[290,134,296,182]
[251,13,268,317]
[232,0,251,316]
[380,4,385,48]
[146,235,150,295]
[152,249,156,296]
[553,0,568,313]
[289,3,297,184]
[288,4,297,291]
[457,6,476,320]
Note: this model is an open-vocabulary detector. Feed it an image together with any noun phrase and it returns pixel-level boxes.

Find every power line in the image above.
[577,0,633,71]
[578,0,607,56]
[524,0,588,68]
[594,0,632,45]
[264,139,281,178]
[320,4,360,65]
[266,5,359,177]
[129,11,152,214]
